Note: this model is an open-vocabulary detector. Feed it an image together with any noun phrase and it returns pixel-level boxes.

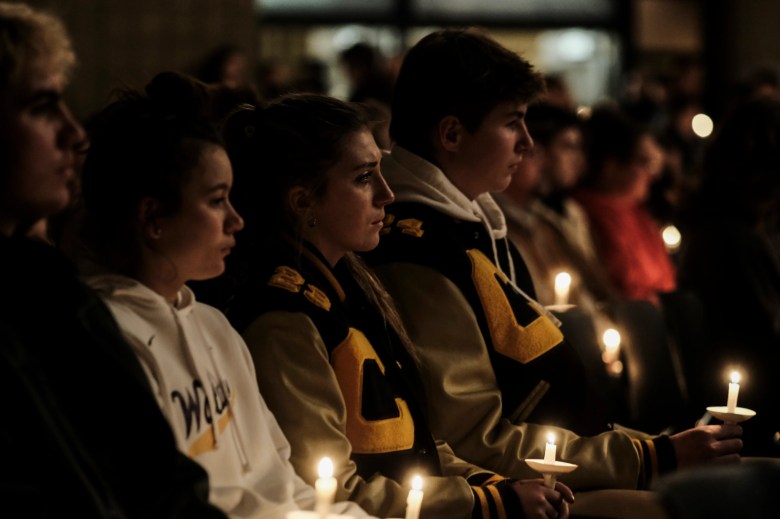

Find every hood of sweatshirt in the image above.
[382,146,563,324]
[86,273,252,472]
[383,146,509,240]
[87,272,196,315]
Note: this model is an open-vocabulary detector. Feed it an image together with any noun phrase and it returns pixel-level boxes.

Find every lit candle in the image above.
[727,371,740,413]
[662,225,682,252]
[543,432,556,464]
[315,457,337,519]
[405,475,424,519]
[554,272,572,306]
[601,328,621,364]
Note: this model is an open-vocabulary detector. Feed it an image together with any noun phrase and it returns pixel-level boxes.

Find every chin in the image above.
[358,238,381,253]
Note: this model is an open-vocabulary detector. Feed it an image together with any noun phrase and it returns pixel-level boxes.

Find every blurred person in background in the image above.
[575,104,675,304]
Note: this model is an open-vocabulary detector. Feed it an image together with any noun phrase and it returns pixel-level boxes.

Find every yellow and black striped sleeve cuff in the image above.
[632,435,677,489]
[467,474,523,519]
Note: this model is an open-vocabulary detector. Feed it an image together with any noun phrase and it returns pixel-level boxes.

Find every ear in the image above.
[137,197,162,240]
[287,185,315,221]
[437,115,463,153]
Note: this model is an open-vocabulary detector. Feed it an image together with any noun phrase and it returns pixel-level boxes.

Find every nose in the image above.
[373,170,395,207]
[516,121,534,154]
[57,102,87,151]
[226,199,245,233]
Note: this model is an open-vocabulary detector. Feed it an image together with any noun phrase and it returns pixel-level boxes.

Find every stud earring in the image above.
[307,217,319,228]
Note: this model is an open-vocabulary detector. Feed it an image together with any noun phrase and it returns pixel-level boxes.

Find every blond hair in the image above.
[0,2,75,91]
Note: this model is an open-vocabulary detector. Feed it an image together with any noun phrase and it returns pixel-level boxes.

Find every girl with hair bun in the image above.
[80,72,373,519]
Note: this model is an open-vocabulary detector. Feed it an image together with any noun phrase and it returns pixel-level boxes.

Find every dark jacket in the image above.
[0,236,226,518]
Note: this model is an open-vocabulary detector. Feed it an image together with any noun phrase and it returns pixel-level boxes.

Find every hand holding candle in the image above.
[726,371,740,413]
[405,475,424,519]
[315,457,337,519]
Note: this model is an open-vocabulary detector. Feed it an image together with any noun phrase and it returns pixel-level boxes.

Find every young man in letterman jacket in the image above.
[364,28,743,492]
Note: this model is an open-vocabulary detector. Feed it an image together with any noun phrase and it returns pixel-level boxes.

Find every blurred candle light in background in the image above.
[662,224,682,252]
[692,113,714,138]
[554,271,572,306]
[602,328,623,375]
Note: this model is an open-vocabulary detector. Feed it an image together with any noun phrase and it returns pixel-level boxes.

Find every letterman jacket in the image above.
[363,146,675,490]
[229,238,525,519]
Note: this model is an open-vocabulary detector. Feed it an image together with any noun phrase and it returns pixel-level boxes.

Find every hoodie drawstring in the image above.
[189,315,252,474]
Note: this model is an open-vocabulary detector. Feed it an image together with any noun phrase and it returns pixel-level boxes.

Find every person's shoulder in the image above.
[228,261,334,333]
[367,201,481,272]
[372,202,456,250]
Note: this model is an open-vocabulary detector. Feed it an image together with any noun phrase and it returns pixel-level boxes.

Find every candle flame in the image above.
[730,371,741,384]
[318,457,334,479]
[411,475,423,491]
[662,225,682,251]
[603,328,621,351]
[547,432,556,445]
[554,272,572,290]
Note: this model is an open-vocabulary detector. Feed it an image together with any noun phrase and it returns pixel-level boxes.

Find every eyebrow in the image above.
[352,159,380,171]
[206,182,231,193]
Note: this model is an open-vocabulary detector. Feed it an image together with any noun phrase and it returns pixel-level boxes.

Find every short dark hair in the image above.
[390,28,544,162]
[581,104,648,186]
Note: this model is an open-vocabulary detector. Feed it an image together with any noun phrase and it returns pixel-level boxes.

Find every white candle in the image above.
[554,272,572,306]
[601,328,621,363]
[315,457,337,519]
[405,475,424,519]
[543,432,556,464]
[726,371,740,413]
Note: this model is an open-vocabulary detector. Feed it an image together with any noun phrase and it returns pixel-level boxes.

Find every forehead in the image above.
[333,129,380,167]
[484,100,528,120]
[187,144,232,186]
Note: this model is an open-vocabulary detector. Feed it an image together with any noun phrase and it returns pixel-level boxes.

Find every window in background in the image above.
[535,29,620,107]
[256,0,394,19]
[413,0,615,24]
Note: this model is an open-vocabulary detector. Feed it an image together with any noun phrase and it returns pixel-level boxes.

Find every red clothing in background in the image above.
[575,190,676,303]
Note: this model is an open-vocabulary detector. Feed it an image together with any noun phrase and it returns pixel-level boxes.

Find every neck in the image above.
[432,150,479,201]
[135,257,183,305]
[300,231,345,267]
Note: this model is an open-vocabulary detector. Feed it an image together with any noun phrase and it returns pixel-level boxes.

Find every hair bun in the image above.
[144,71,211,122]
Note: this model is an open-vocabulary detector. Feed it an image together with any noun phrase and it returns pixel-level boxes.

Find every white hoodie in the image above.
[87,274,372,519]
